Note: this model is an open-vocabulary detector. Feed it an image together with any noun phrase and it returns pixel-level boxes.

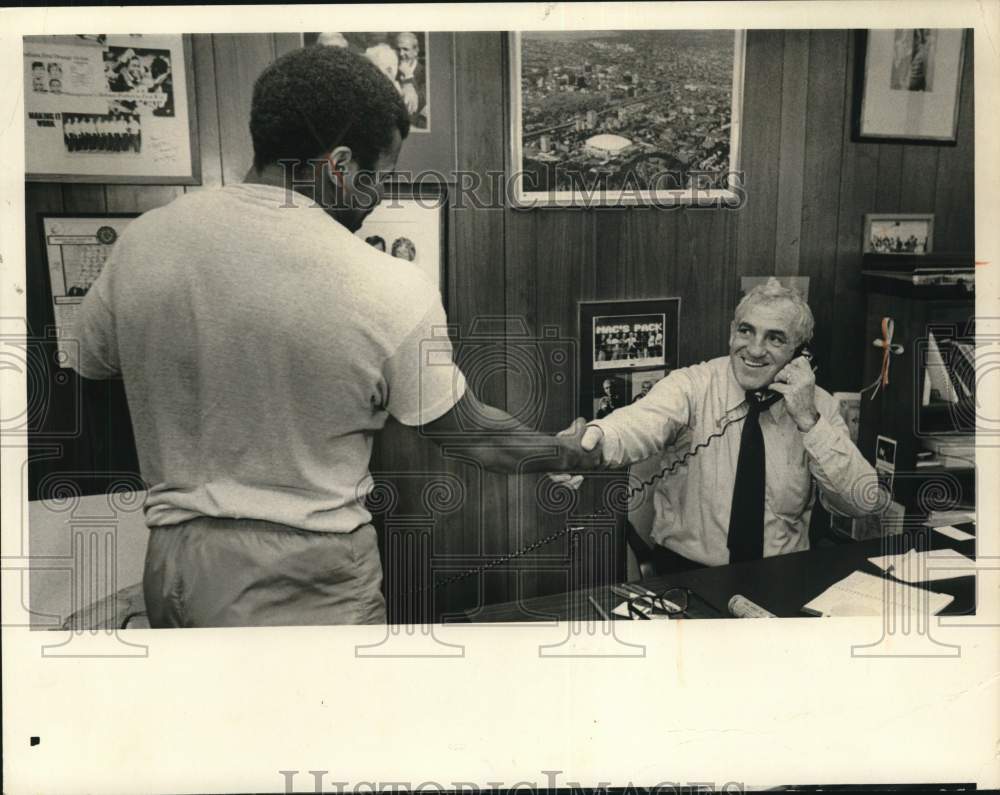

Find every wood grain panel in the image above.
[105,186,182,213]
[899,144,940,214]
[433,32,510,611]
[674,208,737,365]
[594,209,627,299]
[508,210,595,600]
[272,33,303,59]
[25,184,64,337]
[774,30,810,277]
[798,30,848,385]
[735,29,784,277]
[874,145,903,212]
[24,183,80,497]
[933,31,974,253]
[61,185,107,214]
[625,207,681,302]
[187,34,223,191]
[212,34,274,185]
[831,33,880,392]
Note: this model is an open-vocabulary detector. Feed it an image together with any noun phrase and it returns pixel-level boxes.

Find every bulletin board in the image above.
[24,34,200,183]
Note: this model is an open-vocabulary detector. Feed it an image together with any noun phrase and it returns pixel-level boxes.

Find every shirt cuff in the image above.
[586,419,623,467]
[800,413,837,458]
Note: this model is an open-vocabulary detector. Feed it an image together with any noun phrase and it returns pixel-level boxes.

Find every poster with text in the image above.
[25,34,196,182]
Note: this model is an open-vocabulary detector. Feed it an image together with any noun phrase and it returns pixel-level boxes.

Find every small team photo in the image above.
[62,112,142,154]
[592,313,666,371]
[864,214,934,255]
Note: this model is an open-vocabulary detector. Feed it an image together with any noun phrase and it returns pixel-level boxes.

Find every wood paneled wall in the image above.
[26,31,974,619]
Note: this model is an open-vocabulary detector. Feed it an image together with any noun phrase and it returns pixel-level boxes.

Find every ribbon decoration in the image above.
[862,317,904,400]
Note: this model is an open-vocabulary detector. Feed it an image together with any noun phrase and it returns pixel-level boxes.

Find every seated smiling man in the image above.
[565,280,882,575]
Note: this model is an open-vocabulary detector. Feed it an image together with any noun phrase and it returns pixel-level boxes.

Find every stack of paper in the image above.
[933,524,976,542]
[802,570,954,617]
[868,548,975,583]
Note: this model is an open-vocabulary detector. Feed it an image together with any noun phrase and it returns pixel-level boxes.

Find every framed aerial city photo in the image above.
[853,28,967,144]
[24,34,199,183]
[578,298,681,420]
[508,30,746,207]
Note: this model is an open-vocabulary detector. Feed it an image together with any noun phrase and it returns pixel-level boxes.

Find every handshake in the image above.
[548,417,607,490]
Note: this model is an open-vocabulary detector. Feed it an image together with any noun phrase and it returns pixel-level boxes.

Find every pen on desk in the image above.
[587,595,611,621]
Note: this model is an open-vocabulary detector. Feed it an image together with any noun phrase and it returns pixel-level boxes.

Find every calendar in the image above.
[41,215,137,365]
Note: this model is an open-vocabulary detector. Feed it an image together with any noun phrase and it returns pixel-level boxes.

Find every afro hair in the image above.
[249,45,410,171]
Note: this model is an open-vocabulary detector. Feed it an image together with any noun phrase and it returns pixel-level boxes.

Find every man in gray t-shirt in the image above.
[71,45,599,628]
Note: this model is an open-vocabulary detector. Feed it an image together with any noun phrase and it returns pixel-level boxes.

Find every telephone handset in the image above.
[748,343,816,410]
[627,341,817,500]
[421,344,818,594]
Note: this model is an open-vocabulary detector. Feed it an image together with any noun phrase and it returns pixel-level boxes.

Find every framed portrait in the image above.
[508,30,746,207]
[302,32,455,180]
[25,34,199,183]
[853,28,967,144]
[863,213,934,255]
[354,185,448,301]
[578,298,681,420]
[38,213,139,363]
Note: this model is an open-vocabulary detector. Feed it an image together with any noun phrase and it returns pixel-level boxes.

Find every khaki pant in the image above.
[143,517,385,627]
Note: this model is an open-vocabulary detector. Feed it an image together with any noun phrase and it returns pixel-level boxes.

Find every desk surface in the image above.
[460,528,976,623]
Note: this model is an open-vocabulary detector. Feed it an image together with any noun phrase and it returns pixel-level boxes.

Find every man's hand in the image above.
[399,82,419,114]
[769,355,819,432]
[548,419,605,489]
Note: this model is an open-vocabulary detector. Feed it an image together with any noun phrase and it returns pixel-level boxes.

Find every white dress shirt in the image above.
[592,356,881,565]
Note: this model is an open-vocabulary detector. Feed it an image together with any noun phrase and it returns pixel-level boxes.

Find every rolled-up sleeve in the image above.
[383,300,466,427]
[802,405,885,517]
[590,370,693,467]
[67,281,121,379]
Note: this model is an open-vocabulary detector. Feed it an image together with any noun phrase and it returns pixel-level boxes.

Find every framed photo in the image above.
[38,213,139,363]
[579,298,681,420]
[302,32,455,179]
[25,34,199,183]
[863,213,934,254]
[833,391,862,446]
[508,30,746,207]
[853,28,967,144]
[355,185,447,300]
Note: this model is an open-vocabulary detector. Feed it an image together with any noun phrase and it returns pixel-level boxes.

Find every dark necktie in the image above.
[727,392,766,563]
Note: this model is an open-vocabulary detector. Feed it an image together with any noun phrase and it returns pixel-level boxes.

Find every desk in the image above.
[460,527,975,622]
